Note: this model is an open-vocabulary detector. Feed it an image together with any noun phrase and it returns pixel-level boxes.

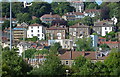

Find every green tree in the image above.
[99,44,110,50]
[2,20,10,30]
[30,55,65,75]
[34,49,49,55]
[51,2,75,16]
[2,50,32,77]
[81,16,93,26]
[30,18,41,24]
[75,37,94,51]
[100,3,110,20]
[16,13,32,24]
[22,49,37,58]
[49,42,62,54]
[29,2,52,17]
[72,56,88,73]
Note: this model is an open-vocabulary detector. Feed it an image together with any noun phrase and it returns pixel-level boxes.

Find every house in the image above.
[51,19,67,27]
[84,9,101,17]
[62,12,76,21]
[98,41,120,49]
[70,1,84,12]
[46,26,67,40]
[0,17,18,26]
[93,20,113,36]
[40,13,62,23]
[12,26,27,41]
[27,23,45,40]
[59,51,108,66]
[74,12,85,19]
[69,23,90,39]
[48,39,76,50]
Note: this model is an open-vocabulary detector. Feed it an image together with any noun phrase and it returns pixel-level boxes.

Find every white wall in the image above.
[27,25,45,40]
[102,27,112,36]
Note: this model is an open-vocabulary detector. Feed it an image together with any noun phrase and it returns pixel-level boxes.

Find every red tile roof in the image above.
[85,9,101,13]
[59,51,107,60]
[41,14,61,18]
[99,41,120,44]
[69,23,89,28]
[46,26,67,30]
[29,23,42,26]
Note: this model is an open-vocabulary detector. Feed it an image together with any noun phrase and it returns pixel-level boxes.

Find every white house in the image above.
[93,20,113,36]
[48,39,76,50]
[27,23,45,40]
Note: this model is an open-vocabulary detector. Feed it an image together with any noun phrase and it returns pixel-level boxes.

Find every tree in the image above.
[49,42,62,54]
[30,18,42,24]
[100,3,110,20]
[104,50,120,75]
[2,50,32,77]
[72,56,88,73]
[2,20,10,30]
[34,49,49,55]
[29,55,65,75]
[51,2,75,16]
[99,44,110,50]
[16,13,32,24]
[22,49,37,58]
[86,2,100,9]
[75,37,94,51]
[81,16,93,26]
[29,2,52,17]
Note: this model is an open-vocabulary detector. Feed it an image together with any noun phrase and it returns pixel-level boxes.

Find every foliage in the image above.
[104,50,120,75]
[85,2,100,10]
[49,42,62,54]
[100,3,110,20]
[16,13,32,24]
[72,56,88,73]
[34,49,49,55]
[81,16,93,26]
[22,48,37,58]
[99,44,110,50]
[67,19,81,26]
[30,17,42,24]
[51,2,75,16]
[2,50,32,77]
[29,2,52,17]
[20,36,39,42]
[29,55,65,75]
[104,31,118,41]
[75,37,94,51]
[2,20,10,30]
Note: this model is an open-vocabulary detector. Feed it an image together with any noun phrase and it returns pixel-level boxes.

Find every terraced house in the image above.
[69,23,90,39]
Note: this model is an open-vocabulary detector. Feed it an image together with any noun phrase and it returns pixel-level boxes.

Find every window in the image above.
[31,30,33,32]
[38,30,39,32]
[105,27,107,30]
[31,34,33,36]
[38,26,39,28]
[31,27,33,29]
[109,27,111,30]
[66,61,68,65]
[37,34,40,36]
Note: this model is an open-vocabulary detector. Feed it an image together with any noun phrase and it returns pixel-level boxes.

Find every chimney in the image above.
[50,12,52,15]
[70,51,72,60]
[82,51,85,56]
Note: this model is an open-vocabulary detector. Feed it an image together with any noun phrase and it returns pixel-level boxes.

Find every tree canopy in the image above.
[75,37,94,51]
